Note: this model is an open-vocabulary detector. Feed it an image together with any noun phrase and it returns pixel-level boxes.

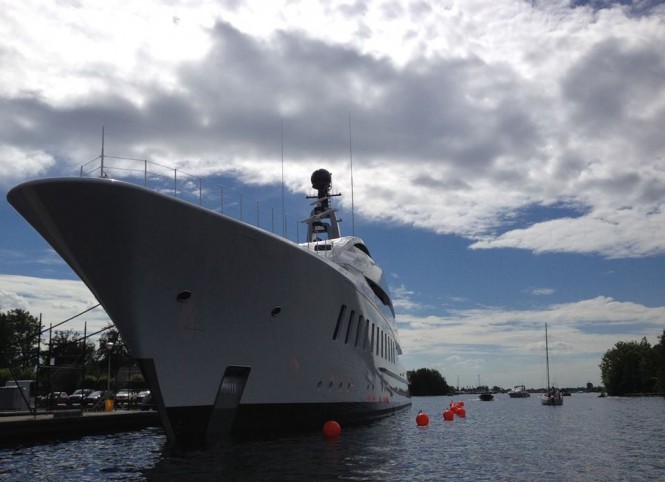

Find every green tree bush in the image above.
[407,368,453,396]
[0,308,41,369]
[600,337,658,395]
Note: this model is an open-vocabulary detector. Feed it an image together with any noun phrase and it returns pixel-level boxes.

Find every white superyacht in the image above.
[8,167,411,446]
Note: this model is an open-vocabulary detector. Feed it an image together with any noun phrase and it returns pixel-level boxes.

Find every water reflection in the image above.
[2,394,664,481]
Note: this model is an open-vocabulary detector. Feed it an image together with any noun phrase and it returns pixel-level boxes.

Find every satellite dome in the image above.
[311,169,332,192]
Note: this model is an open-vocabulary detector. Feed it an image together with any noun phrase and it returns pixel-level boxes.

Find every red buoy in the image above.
[457,401,465,407]
[322,420,341,438]
[456,407,466,418]
[443,409,454,421]
[416,411,430,427]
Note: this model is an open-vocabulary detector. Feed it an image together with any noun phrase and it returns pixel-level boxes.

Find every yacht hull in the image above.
[8,178,411,446]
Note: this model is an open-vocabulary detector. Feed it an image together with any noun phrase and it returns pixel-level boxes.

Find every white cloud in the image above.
[528,287,555,296]
[1,0,664,259]
[397,296,665,387]
[0,144,54,186]
[470,206,665,258]
[0,275,110,335]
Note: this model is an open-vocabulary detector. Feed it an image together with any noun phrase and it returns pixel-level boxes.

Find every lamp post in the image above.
[106,342,114,392]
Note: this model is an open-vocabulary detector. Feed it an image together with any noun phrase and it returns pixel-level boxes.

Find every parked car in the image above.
[68,389,92,405]
[81,390,113,409]
[46,391,69,407]
[140,392,155,411]
[114,389,138,406]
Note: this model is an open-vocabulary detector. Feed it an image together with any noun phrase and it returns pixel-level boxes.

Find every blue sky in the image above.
[1,0,664,390]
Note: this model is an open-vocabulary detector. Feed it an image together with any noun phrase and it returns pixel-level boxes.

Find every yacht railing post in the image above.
[198,178,202,206]
[239,194,243,221]
[144,160,147,187]
[174,169,178,198]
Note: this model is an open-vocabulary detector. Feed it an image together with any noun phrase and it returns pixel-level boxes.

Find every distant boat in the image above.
[479,391,494,401]
[598,392,607,398]
[508,385,530,398]
[541,323,563,406]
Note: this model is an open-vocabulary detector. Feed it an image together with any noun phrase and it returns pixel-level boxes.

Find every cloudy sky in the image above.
[1,0,664,390]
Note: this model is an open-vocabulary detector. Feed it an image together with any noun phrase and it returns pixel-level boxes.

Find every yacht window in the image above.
[365,278,395,316]
[355,315,364,347]
[371,323,376,354]
[345,310,356,344]
[332,305,346,340]
[353,243,371,257]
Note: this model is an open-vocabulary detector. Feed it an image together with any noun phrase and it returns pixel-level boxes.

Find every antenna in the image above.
[348,112,355,236]
[100,126,105,178]
[281,121,286,237]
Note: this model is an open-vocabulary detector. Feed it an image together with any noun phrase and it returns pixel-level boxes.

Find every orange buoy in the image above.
[456,407,466,417]
[322,420,341,438]
[416,410,430,427]
[443,409,454,421]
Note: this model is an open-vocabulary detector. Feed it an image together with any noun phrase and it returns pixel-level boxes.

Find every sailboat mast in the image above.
[545,323,550,391]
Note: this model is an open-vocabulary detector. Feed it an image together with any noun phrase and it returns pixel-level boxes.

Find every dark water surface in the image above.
[1,393,664,481]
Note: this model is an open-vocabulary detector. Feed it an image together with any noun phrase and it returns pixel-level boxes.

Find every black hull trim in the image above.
[165,401,411,448]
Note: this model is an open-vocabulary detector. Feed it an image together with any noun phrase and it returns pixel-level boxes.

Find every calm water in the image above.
[1,393,664,481]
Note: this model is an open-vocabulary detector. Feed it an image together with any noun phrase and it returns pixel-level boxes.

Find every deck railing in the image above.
[79,155,303,243]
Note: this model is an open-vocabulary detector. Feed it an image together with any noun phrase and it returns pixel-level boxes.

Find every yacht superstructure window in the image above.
[353,243,371,257]
[331,304,398,365]
[345,310,356,344]
[365,277,395,317]
[355,315,364,347]
[332,305,346,340]
[371,323,376,354]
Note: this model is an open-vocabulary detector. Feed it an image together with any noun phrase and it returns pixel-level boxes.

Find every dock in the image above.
[0,409,161,447]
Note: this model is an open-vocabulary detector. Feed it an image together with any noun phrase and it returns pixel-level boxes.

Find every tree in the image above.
[653,330,665,393]
[47,329,95,367]
[43,329,97,394]
[0,308,41,369]
[600,338,653,395]
[95,327,137,390]
[407,368,453,396]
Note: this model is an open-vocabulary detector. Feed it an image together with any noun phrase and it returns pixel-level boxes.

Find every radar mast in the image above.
[305,169,341,242]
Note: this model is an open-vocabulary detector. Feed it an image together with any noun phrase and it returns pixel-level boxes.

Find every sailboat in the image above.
[541,323,563,406]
